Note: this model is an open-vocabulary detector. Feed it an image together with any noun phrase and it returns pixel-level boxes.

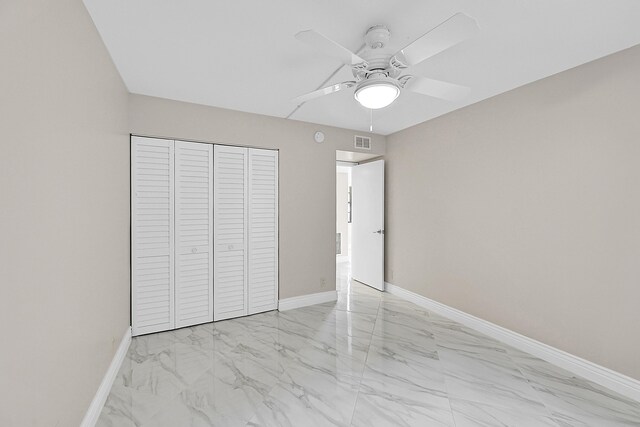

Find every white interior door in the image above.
[213,145,248,321]
[248,148,278,315]
[131,136,175,336]
[351,159,384,291]
[174,141,213,328]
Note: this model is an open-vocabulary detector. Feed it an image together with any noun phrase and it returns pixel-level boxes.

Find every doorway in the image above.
[336,150,385,292]
[336,163,352,292]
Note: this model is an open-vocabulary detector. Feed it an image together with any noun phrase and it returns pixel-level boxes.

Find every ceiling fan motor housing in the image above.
[353,51,401,80]
[352,25,401,81]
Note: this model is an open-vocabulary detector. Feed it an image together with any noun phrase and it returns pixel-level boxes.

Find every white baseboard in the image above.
[278,290,337,311]
[80,326,132,427]
[385,282,640,403]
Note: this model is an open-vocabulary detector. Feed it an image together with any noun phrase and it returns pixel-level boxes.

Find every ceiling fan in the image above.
[293,13,479,110]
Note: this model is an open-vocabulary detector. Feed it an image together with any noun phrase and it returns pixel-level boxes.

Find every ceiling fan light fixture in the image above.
[354,79,400,109]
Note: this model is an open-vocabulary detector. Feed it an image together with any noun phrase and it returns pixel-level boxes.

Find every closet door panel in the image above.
[214,145,248,321]
[248,149,279,315]
[131,136,174,336]
[174,141,213,328]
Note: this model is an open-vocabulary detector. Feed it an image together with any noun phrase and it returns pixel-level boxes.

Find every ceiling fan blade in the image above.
[293,81,357,104]
[295,30,367,67]
[391,13,479,68]
[403,76,470,101]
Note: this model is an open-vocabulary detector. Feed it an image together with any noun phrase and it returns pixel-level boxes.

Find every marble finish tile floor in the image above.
[98,263,640,426]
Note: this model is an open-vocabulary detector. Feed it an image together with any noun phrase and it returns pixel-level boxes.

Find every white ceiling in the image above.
[84,0,640,135]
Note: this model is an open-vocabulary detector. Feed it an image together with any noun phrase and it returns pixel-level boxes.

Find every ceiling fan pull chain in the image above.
[370,109,373,132]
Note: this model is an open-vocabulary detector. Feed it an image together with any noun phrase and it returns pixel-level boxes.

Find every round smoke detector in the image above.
[365,25,391,49]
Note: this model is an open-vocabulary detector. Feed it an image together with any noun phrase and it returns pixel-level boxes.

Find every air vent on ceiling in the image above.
[354,135,371,150]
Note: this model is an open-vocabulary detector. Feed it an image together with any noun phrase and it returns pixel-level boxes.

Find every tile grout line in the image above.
[510,357,564,425]
[427,310,459,427]
[496,340,561,421]
[348,279,382,426]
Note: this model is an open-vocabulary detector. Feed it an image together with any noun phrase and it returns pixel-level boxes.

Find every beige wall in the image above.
[0,1,130,426]
[385,45,640,380]
[336,171,350,257]
[129,94,385,299]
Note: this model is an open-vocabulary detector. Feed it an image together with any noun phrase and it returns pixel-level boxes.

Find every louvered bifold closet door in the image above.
[174,141,213,328]
[213,145,248,321]
[248,149,279,315]
[131,137,175,336]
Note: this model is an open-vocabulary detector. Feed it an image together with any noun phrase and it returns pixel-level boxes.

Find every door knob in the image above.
[373,229,384,234]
